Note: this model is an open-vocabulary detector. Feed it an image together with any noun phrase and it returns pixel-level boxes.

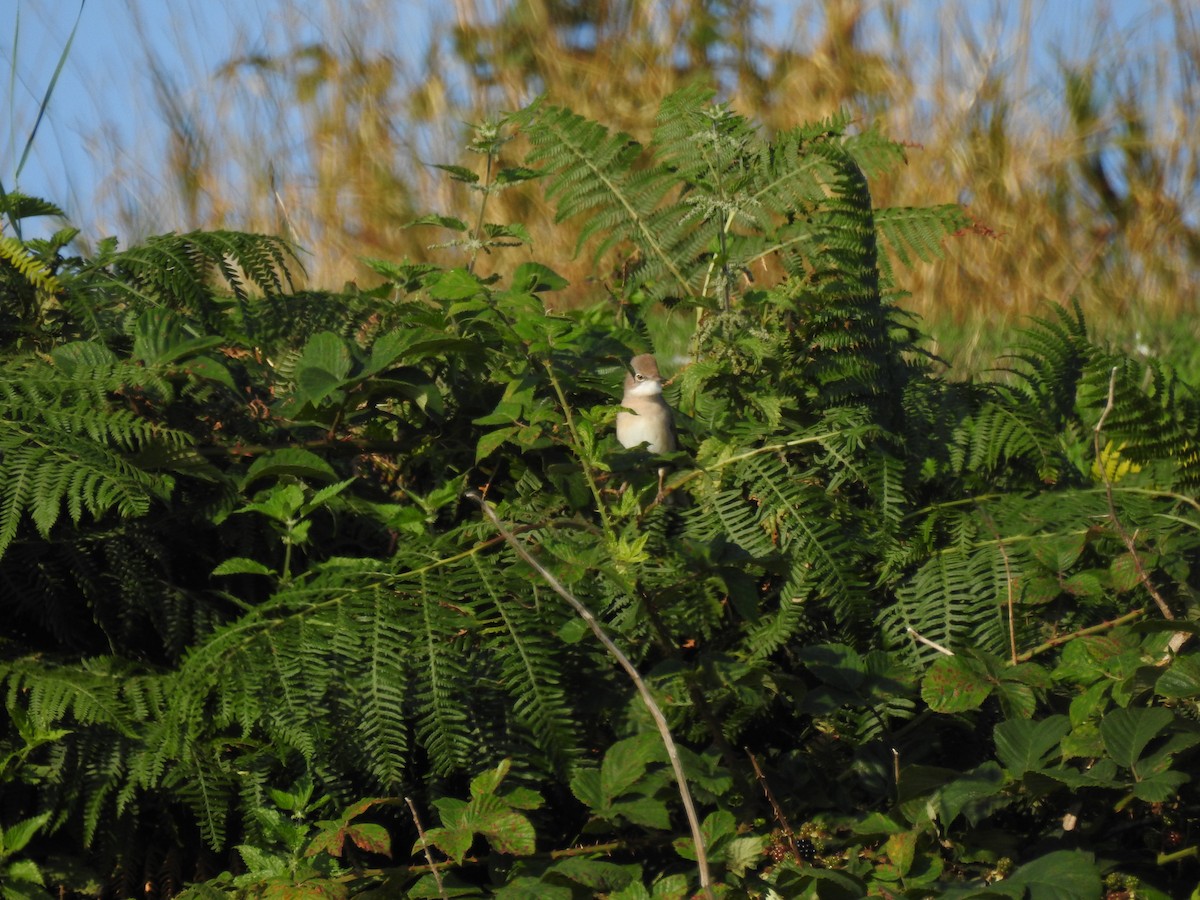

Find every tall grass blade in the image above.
[3,0,86,235]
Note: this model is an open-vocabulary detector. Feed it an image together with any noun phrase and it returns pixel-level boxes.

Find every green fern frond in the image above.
[736,454,869,631]
[957,389,1065,483]
[1082,354,1200,488]
[0,354,192,558]
[881,537,1011,666]
[471,555,579,770]
[1000,301,1090,425]
[875,205,971,269]
[0,192,66,221]
[0,235,61,294]
[515,98,699,300]
[842,127,910,178]
[109,231,296,335]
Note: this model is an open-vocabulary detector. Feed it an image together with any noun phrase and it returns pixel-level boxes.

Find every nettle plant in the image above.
[1,86,1199,898]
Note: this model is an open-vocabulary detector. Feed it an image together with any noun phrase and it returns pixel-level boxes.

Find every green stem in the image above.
[468,149,494,275]
[1157,844,1199,865]
[280,531,294,586]
[670,429,851,491]
[1017,608,1146,661]
[542,358,616,536]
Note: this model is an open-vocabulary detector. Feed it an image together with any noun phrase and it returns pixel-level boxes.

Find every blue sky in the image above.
[2,0,1181,240]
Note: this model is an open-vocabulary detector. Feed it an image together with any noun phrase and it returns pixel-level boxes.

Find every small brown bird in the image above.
[616,354,675,499]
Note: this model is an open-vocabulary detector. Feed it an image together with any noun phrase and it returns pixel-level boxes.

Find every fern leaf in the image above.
[514,96,709,300]
[875,205,971,268]
[0,235,61,294]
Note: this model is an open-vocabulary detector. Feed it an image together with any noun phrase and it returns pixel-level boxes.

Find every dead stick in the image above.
[466,491,713,897]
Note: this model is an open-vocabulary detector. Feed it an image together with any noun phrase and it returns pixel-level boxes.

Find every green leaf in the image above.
[1043,758,1119,790]
[501,787,544,811]
[511,262,569,293]
[180,356,236,389]
[478,809,535,856]
[674,810,735,862]
[1021,573,1061,605]
[297,331,352,381]
[493,877,574,900]
[773,866,869,900]
[344,822,391,856]
[130,309,225,366]
[922,655,993,712]
[482,222,532,244]
[240,482,306,523]
[1062,570,1105,600]
[1100,706,1173,768]
[797,643,865,693]
[471,759,511,798]
[476,426,519,462]
[994,716,1069,775]
[1109,552,1145,592]
[4,858,47,888]
[726,835,767,877]
[421,825,472,865]
[429,165,479,185]
[599,734,659,800]
[1068,681,1110,726]
[607,797,671,830]
[994,679,1038,719]
[1061,721,1106,759]
[936,762,1006,827]
[493,166,540,186]
[242,449,338,488]
[850,812,907,836]
[557,618,589,644]
[569,769,602,810]
[1031,533,1087,572]
[2,813,49,855]
[1157,655,1200,699]
[432,797,469,828]
[884,830,918,877]
[1002,849,1101,899]
[49,340,118,374]
[297,366,348,406]
[546,857,633,890]
[211,557,274,577]
[430,268,484,300]
[408,212,471,230]
[1130,769,1190,802]
[360,257,441,287]
[302,478,356,514]
[267,781,313,812]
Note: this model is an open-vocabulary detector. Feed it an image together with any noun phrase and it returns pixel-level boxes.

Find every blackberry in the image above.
[796,837,817,860]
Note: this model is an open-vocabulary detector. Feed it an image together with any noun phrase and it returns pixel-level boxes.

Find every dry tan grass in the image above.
[90,0,1200,337]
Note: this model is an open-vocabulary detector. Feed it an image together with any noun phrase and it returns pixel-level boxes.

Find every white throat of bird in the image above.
[624,377,663,398]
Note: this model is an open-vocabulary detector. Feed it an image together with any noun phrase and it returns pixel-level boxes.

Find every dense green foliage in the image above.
[2,88,1200,898]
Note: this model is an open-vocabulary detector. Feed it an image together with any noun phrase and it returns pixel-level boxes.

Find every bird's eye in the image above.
[635,373,646,381]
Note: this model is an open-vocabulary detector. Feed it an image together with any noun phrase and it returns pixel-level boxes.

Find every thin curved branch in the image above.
[466,490,713,898]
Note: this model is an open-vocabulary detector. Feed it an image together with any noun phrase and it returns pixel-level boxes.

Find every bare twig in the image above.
[670,430,851,492]
[1017,608,1147,661]
[747,749,801,864]
[405,795,448,900]
[466,491,714,898]
[907,627,954,656]
[1093,367,1175,622]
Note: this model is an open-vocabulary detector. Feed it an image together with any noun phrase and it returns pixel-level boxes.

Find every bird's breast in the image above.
[616,403,674,453]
